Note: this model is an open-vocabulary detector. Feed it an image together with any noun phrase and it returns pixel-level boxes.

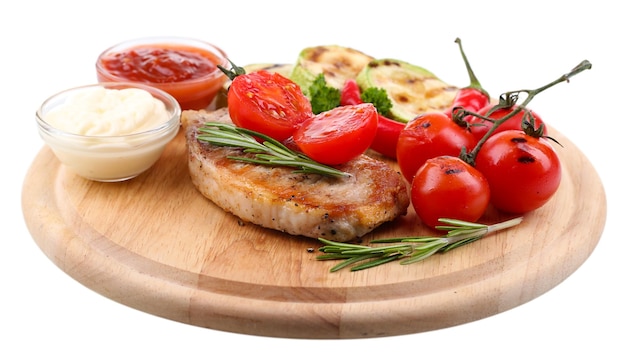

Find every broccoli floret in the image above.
[361,87,393,117]
[308,74,341,114]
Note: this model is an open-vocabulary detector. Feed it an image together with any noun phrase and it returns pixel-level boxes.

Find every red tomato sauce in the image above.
[98,45,220,84]
[97,40,228,110]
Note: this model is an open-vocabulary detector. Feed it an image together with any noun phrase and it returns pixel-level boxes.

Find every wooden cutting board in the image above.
[22,126,606,339]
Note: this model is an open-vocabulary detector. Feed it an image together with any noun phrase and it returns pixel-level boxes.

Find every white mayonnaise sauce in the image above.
[39,85,179,182]
[45,86,169,136]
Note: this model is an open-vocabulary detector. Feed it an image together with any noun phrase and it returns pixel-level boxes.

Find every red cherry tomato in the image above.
[474,130,561,214]
[293,103,378,165]
[227,70,313,141]
[396,112,477,182]
[468,104,548,141]
[411,156,490,229]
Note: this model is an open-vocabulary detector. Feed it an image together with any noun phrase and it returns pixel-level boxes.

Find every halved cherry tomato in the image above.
[293,103,378,165]
[396,112,477,183]
[227,70,313,141]
[474,130,561,214]
[411,156,490,229]
[467,104,548,141]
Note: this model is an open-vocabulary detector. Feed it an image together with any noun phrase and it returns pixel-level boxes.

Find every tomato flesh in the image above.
[474,130,561,214]
[293,103,378,165]
[411,156,490,229]
[228,70,313,141]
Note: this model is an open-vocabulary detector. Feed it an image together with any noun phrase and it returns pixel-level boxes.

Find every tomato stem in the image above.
[217,59,247,81]
[461,60,592,165]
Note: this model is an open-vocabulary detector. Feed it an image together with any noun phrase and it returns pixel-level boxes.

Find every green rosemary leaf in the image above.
[350,255,403,271]
[338,244,413,256]
[316,253,354,261]
[369,236,440,244]
[317,216,524,272]
[442,236,482,252]
[197,122,350,178]
[400,246,444,265]
[331,255,377,272]
[411,239,449,251]
[436,218,486,229]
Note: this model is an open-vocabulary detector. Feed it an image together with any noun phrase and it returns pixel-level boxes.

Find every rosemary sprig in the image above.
[317,217,523,272]
[196,122,350,178]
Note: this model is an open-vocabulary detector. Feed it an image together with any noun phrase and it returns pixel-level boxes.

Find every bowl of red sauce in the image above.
[96,36,229,110]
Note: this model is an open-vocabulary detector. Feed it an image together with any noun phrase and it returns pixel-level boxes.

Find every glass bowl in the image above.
[36,82,181,182]
[96,36,229,110]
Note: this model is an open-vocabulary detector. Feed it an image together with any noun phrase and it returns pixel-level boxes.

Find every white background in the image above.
[3,0,623,362]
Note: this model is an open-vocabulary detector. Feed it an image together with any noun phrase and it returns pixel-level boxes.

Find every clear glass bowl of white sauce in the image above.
[36,82,181,182]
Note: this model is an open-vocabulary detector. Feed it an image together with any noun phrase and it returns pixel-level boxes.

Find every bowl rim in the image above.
[95,36,230,86]
[36,82,182,141]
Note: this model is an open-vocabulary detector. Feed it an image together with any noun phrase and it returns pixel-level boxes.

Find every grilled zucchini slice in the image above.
[356,59,458,122]
[289,45,374,95]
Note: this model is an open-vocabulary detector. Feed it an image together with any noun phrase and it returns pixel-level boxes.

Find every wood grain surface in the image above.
[21,126,606,339]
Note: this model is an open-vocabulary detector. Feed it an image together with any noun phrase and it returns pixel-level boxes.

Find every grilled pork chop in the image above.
[182,108,410,242]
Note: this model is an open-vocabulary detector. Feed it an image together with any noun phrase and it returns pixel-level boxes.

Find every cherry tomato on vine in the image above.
[467,104,548,141]
[474,130,561,214]
[411,156,490,229]
[396,112,477,182]
[227,70,313,141]
[293,103,378,165]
